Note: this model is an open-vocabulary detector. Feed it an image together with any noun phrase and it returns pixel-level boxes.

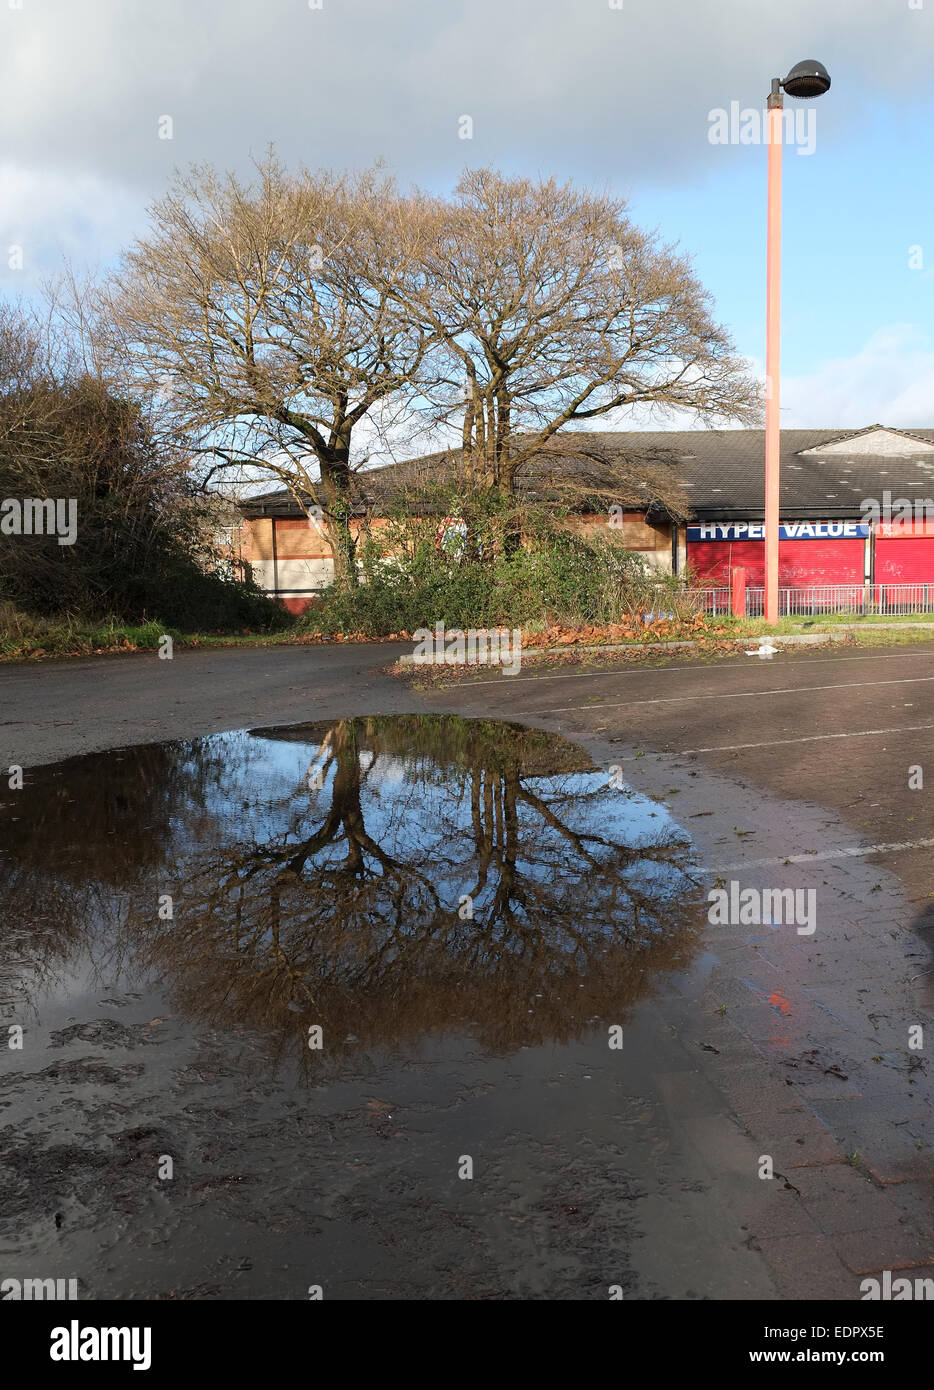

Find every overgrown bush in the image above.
[302,495,693,637]
[0,305,290,633]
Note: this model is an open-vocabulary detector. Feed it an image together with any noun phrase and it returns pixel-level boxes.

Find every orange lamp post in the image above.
[764,59,831,624]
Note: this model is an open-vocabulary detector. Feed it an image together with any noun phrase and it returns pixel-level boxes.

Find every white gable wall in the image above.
[800,428,934,457]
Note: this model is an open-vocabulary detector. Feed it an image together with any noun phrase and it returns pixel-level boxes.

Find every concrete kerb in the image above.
[395,624,934,668]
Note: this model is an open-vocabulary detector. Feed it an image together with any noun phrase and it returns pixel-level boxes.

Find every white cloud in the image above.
[3,0,934,428]
[0,0,930,196]
[0,163,144,291]
[782,326,934,428]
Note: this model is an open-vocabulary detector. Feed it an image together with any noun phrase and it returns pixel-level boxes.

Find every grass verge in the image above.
[4,604,934,664]
[0,606,399,662]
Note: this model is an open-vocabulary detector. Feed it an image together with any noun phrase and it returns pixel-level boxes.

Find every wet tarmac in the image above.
[0,715,708,1298]
[3,642,934,1300]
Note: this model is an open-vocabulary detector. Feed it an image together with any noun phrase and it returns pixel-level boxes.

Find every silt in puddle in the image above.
[0,715,705,1298]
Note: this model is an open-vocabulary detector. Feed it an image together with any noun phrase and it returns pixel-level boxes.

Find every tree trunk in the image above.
[320,449,358,591]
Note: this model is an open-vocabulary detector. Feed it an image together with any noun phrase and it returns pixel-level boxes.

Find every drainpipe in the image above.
[271,514,280,599]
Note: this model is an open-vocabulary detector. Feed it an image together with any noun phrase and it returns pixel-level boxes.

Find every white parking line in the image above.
[705,837,934,873]
[525,673,934,716]
[681,722,934,755]
[444,650,934,690]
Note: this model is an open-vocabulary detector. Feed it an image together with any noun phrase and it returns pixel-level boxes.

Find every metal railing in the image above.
[689,583,934,618]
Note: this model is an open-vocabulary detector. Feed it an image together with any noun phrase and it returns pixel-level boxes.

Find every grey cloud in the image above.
[1,0,929,192]
[0,0,929,293]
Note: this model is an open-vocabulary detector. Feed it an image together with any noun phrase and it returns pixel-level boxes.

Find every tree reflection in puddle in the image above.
[1,715,704,1065]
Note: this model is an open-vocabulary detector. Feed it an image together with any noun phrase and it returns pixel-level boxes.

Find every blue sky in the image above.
[3,0,933,429]
[629,96,934,391]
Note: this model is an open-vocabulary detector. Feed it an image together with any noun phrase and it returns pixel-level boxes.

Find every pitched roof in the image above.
[235,426,934,521]
[623,427,934,517]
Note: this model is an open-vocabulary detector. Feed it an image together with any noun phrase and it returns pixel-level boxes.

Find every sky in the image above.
[3,0,934,431]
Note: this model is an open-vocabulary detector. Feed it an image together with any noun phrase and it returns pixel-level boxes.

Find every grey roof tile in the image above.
[237,427,934,521]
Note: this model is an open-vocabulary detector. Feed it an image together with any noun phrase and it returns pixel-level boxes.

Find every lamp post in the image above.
[764,58,831,624]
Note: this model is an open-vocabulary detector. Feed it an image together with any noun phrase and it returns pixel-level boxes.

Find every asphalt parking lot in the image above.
[3,638,934,1299]
[422,641,934,1296]
[432,642,934,903]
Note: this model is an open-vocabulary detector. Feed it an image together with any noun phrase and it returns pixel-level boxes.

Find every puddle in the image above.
[0,715,706,1298]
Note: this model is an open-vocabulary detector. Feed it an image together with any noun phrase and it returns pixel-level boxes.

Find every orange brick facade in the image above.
[234,510,675,612]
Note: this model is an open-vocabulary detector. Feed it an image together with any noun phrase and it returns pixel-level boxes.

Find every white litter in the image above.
[744,641,779,658]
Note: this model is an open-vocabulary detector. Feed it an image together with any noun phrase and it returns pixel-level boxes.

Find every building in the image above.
[234,424,934,610]
[679,424,934,591]
[232,489,336,613]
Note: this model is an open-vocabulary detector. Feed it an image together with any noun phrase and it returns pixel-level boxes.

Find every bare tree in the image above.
[102,158,760,579]
[0,715,702,1057]
[102,155,436,588]
[368,168,762,536]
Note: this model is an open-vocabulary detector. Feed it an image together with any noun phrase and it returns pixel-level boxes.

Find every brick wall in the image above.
[237,508,675,611]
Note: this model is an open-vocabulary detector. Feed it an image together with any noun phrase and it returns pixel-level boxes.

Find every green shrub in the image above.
[302,500,691,636]
[0,317,293,635]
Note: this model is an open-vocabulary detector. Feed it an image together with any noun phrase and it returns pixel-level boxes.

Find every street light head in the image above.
[782,59,831,99]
